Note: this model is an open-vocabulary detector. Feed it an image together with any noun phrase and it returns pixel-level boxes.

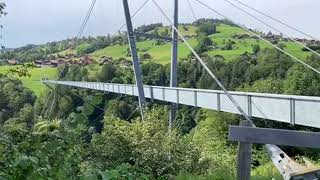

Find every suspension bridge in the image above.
[42,0,320,179]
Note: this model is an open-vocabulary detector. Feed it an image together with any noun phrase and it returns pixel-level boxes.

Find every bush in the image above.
[198,23,217,35]
[90,107,207,178]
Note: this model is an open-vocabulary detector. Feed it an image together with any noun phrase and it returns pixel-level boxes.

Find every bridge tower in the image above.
[122,0,146,120]
[169,0,179,129]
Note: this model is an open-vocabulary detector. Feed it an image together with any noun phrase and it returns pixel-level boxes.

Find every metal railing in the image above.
[43,80,320,129]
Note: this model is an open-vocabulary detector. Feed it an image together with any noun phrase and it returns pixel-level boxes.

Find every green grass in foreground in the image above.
[0,66,58,97]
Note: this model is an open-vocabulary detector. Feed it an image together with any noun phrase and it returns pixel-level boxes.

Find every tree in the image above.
[252,44,261,54]
[284,56,320,96]
[198,22,216,35]
[194,33,214,54]
[160,28,169,37]
[0,2,7,49]
[0,76,36,123]
[239,77,283,94]
[99,63,116,82]
[141,62,167,86]
[76,43,94,55]
[90,107,206,178]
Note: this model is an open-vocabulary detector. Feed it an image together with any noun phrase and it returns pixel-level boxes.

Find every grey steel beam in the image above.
[229,126,320,180]
[122,0,146,120]
[229,126,320,148]
[169,0,179,130]
[42,80,320,129]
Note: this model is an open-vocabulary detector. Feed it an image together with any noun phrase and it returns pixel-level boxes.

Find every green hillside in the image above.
[90,23,311,64]
[1,22,313,95]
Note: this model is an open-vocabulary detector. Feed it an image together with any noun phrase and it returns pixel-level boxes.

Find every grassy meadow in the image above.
[91,24,311,64]
[0,66,58,97]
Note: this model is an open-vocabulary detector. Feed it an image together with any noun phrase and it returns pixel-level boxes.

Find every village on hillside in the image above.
[3,30,320,69]
[5,54,134,68]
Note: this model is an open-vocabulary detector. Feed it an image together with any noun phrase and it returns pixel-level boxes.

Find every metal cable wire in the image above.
[125,106,139,121]
[88,111,105,129]
[40,91,52,117]
[192,0,320,75]
[47,87,56,120]
[41,0,96,119]
[222,0,320,59]
[230,0,320,42]
[187,0,197,22]
[77,0,97,40]
[151,0,252,122]
[117,0,151,33]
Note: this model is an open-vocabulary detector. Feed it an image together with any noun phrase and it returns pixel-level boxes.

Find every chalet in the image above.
[50,60,59,67]
[33,60,43,68]
[50,59,66,67]
[99,56,113,65]
[7,59,19,65]
[83,56,93,65]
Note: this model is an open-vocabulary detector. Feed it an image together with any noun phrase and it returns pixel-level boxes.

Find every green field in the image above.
[0,66,58,97]
[90,24,312,64]
[3,23,312,96]
[90,39,198,64]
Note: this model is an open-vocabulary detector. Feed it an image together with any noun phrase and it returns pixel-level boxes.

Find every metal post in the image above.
[169,0,179,130]
[237,120,253,180]
[122,0,146,120]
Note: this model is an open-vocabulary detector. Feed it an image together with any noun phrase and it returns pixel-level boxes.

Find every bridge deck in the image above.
[43,80,320,129]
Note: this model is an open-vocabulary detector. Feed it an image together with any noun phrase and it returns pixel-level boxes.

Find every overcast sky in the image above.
[2,0,320,48]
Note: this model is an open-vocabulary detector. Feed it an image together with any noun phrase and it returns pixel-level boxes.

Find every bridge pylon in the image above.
[122,0,146,120]
[169,0,179,130]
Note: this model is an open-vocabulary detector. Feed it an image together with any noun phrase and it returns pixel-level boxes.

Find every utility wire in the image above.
[187,0,198,22]
[222,0,320,59]
[192,0,320,75]
[151,0,252,122]
[230,0,320,42]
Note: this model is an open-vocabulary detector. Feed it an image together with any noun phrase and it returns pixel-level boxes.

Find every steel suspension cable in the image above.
[117,0,151,33]
[125,106,139,121]
[151,0,252,122]
[230,0,320,42]
[40,91,52,117]
[187,0,198,22]
[76,0,97,40]
[222,0,320,59]
[47,87,56,119]
[192,0,320,75]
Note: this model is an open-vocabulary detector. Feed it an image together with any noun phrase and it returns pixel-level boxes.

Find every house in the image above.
[7,59,19,65]
[99,56,113,65]
[33,60,43,68]
[50,60,59,67]
[83,56,93,65]
[42,60,52,67]
[50,59,66,67]
[57,59,66,65]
